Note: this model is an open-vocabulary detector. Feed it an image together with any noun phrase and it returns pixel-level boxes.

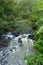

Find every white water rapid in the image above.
[0,33,35,65]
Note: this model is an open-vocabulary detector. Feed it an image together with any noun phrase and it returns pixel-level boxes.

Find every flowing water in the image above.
[0,32,35,65]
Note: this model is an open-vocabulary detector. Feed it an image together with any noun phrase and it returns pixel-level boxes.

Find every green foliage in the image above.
[0,0,17,34]
[0,0,32,34]
[24,0,43,65]
[26,26,43,65]
[34,26,43,53]
[25,54,43,65]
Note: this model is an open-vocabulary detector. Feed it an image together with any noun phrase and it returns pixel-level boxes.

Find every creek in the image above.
[0,32,35,65]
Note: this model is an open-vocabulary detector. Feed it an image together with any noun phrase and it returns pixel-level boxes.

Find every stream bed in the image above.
[0,32,35,65]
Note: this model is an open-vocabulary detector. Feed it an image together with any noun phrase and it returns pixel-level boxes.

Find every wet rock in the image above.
[10,47,16,51]
[27,34,35,40]
[18,38,23,46]
[27,28,33,34]
[14,32,20,37]
[18,38,22,43]
[12,47,16,49]
[10,49,13,51]
[3,53,5,56]
[12,47,16,51]
[0,38,9,47]
[1,32,14,41]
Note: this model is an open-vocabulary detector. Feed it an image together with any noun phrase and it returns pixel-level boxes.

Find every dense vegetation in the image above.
[24,0,43,65]
[0,0,43,65]
[0,0,30,34]
[0,0,38,34]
